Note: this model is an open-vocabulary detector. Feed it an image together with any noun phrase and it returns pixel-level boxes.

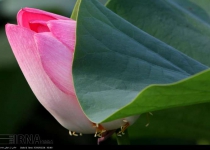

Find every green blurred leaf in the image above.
[72,0,208,123]
[71,0,81,20]
[128,103,210,141]
[0,68,37,133]
[0,29,16,69]
[106,0,210,66]
[188,0,210,17]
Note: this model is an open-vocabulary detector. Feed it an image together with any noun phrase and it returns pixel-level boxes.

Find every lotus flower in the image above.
[5,7,139,137]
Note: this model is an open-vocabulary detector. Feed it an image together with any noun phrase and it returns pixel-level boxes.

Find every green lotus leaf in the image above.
[72,0,209,123]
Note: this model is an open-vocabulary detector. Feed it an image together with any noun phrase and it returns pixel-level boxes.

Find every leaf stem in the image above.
[115,130,130,145]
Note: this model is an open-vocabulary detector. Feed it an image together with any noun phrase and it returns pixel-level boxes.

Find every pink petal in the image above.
[17,7,70,28]
[29,20,50,33]
[34,32,74,95]
[47,20,76,51]
[5,24,95,134]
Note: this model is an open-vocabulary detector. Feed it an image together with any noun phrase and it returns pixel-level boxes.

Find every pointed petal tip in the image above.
[47,20,76,51]
[5,23,14,29]
[5,24,19,37]
[5,23,10,30]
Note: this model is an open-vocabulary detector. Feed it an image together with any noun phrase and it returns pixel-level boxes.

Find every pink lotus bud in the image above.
[5,7,139,136]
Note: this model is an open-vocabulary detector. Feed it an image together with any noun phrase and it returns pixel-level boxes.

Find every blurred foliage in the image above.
[0,0,209,146]
[128,104,210,145]
[0,29,16,69]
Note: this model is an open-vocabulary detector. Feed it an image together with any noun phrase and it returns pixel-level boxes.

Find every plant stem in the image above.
[115,130,130,145]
